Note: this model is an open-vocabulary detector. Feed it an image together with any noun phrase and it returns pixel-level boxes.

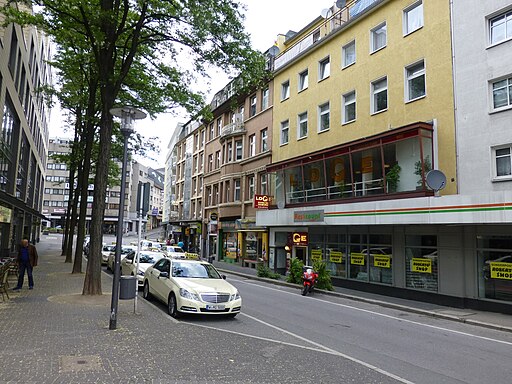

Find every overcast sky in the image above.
[49,0,331,169]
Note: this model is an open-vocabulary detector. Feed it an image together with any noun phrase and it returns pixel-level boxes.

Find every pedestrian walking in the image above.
[13,238,38,290]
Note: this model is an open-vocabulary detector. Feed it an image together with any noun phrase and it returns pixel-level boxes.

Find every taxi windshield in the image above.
[172,262,221,279]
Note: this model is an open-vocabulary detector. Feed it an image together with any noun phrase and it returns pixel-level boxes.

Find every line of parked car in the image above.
[85,237,242,319]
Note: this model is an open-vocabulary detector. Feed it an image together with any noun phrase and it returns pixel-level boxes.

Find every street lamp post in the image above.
[109,106,146,330]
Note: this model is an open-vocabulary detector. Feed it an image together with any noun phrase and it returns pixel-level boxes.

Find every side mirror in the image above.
[160,272,169,279]
[222,275,227,280]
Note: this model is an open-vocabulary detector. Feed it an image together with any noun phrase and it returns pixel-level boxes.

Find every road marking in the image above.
[182,314,415,384]
[231,278,512,346]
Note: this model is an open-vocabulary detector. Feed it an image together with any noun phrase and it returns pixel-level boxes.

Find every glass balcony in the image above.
[220,114,245,141]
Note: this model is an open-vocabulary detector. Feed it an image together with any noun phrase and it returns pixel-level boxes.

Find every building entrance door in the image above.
[294,247,307,264]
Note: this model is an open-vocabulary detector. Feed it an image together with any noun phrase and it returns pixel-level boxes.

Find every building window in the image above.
[247,175,255,199]
[207,186,212,206]
[235,140,243,161]
[260,173,268,195]
[318,57,330,81]
[298,69,308,91]
[406,60,426,101]
[313,29,320,43]
[495,146,512,177]
[403,1,423,36]
[201,130,205,147]
[261,128,268,152]
[280,120,289,145]
[318,103,330,132]
[298,112,308,139]
[234,179,241,201]
[342,40,356,68]
[371,22,387,53]
[492,76,512,110]
[208,154,213,172]
[261,87,270,110]
[249,134,256,157]
[209,123,214,140]
[227,142,233,162]
[281,80,290,100]
[216,118,222,136]
[44,188,51,194]
[225,181,230,202]
[490,10,512,45]
[371,77,388,114]
[342,91,356,124]
[250,95,257,116]
[216,150,221,168]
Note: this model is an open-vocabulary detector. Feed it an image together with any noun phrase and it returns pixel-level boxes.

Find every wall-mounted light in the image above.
[284,245,291,251]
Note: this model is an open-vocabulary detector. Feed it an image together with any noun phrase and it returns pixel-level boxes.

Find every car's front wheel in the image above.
[168,293,182,318]
[142,281,152,301]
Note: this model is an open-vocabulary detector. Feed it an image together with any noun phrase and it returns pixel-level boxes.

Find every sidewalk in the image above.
[213,260,512,333]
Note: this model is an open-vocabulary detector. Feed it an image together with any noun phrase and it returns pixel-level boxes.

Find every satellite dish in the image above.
[336,0,347,8]
[320,8,330,18]
[426,170,447,192]
[268,45,280,56]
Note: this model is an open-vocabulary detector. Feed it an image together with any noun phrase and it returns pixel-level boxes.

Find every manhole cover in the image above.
[60,355,102,373]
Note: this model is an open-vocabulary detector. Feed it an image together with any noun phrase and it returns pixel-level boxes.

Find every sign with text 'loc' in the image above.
[254,194,271,209]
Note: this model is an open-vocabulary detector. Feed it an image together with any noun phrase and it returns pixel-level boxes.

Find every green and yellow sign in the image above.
[373,255,391,268]
[490,262,512,280]
[350,253,365,266]
[411,258,432,273]
[311,249,322,261]
[329,251,343,263]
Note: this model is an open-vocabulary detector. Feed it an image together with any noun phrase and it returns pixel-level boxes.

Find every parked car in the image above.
[142,258,241,318]
[83,236,91,255]
[101,244,116,265]
[106,245,138,271]
[159,245,186,258]
[121,250,165,287]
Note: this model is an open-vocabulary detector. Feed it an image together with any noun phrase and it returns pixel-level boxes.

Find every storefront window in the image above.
[477,235,512,302]
[244,232,259,260]
[222,232,238,261]
[326,232,346,278]
[405,235,438,291]
[348,234,368,281]
[284,166,304,204]
[303,160,326,202]
[326,155,351,199]
[368,234,392,284]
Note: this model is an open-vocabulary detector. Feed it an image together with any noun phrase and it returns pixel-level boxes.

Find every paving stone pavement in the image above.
[0,240,400,384]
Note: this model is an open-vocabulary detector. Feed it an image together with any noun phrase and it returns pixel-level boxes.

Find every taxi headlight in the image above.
[179,288,200,301]
[230,291,241,301]
[137,270,145,276]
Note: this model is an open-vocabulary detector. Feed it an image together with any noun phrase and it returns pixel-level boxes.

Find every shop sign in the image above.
[411,258,432,273]
[236,218,258,229]
[350,253,365,265]
[490,262,512,280]
[311,249,322,261]
[0,206,12,223]
[151,207,159,216]
[210,212,218,221]
[373,255,391,268]
[292,232,308,246]
[254,194,271,209]
[329,250,343,263]
[294,210,324,222]
[220,221,236,230]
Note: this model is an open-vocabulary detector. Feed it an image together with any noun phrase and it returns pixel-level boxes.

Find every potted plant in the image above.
[414,155,432,187]
[385,164,401,193]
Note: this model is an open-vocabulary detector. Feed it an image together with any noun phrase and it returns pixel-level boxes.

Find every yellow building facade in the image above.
[271,0,456,198]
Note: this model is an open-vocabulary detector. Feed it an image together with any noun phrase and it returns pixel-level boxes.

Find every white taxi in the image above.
[142,259,241,318]
[121,251,165,287]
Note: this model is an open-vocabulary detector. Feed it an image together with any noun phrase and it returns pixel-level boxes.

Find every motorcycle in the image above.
[301,266,318,296]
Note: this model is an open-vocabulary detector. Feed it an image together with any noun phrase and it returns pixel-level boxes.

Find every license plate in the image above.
[206,304,225,310]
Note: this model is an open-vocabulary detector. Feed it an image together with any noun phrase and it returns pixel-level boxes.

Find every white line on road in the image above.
[231,278,512,346]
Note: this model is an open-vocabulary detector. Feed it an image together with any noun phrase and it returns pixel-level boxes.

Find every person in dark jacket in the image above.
[13,238,38,290]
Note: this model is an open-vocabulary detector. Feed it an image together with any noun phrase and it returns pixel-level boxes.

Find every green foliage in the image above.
[385,164,401,193]
[287,257,304,284]
[256,264,281,280]
[313,260,334,291]
[414,155,432,186]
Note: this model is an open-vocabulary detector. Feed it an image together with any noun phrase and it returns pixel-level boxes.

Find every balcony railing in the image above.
[274,0,382,70]
[220,114,245,140]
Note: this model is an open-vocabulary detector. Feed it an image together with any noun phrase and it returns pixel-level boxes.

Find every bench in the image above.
[243,259,262,268]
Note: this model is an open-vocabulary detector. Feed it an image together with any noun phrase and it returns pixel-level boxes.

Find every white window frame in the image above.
[371,76,388,114]
[261,128,268,152]
[489,9,512,46]
[234,179,241,201]
[493,145,512,180]
[247,175,255,200]
[250,94,257,116]
[318,102,330,132]
[297,112,308,139]
[260,173,268,195]
[403,1,423,36]
[491,76,512,111]
[280,120,289,145]
[318,56,330,81]
[405,59,426,102]
[249,134,256,157]
[342,40,356,68]
[261,87,269,110]
[342,91,356,124]
[281,80,290,101]
[298,69,309,91]
[235,140,243,161]
[227,143,233,162]
[370,22,387,53]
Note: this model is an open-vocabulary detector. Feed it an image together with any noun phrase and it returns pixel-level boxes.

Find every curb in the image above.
[218,268,512,334]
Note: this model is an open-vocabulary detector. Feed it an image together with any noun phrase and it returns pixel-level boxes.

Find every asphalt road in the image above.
[172,275,512,384]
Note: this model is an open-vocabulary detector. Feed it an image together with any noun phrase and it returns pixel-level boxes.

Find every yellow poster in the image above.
[350,253,365,265]
[373,255,391,268]
[329,250,343,263]
[490,262,512,280]
[311,249,322,261]
[411,258,432,273]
